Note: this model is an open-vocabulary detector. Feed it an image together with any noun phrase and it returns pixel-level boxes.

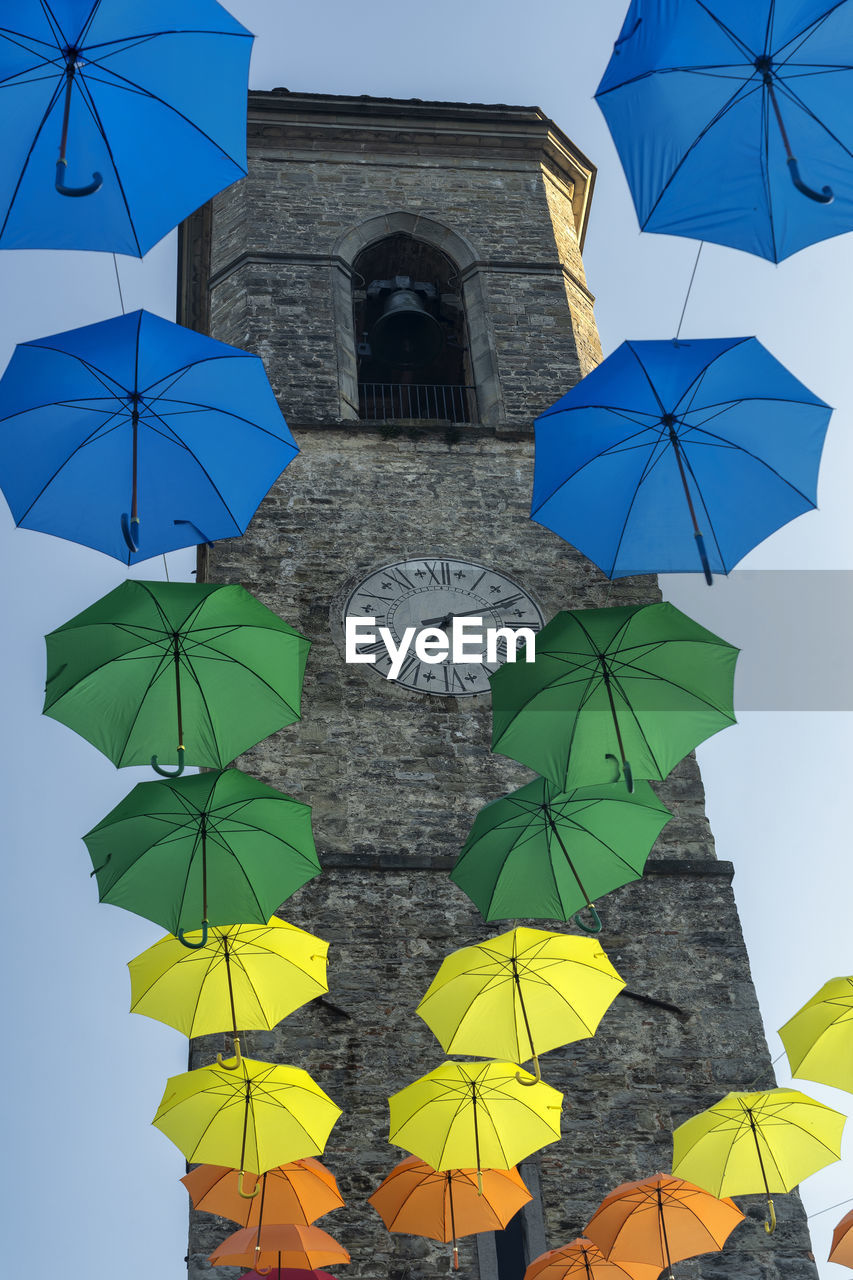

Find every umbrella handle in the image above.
[453,1245,459,1270]
[613,16,641,48]
[176,920,209,950]
[787,158,833,204]
[516,1055,542,1086]
[174,518,215,548]
[765,1197,777,1234]
[694,532,713,586]
[237,1170,261,1199]
[216,1036,243,1070]
[55,158,103,197]
[121,513,139,554]
[151,747,185,777]
[605,753,634,793]
[571,903,603,935]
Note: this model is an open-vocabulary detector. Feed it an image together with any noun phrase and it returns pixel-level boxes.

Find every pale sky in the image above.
[1,3,852,1277]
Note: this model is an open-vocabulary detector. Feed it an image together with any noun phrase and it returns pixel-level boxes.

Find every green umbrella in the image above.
[43,580,310,776]
[450,777,671,933]
[84,768,321,946]
[490,602,737,793]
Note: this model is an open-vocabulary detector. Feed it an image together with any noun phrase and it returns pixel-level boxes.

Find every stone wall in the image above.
[181,91,817,1280]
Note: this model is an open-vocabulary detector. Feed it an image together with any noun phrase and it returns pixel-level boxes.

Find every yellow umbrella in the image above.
[129,917,329,1067]
[672,1087,845,1234]
[152,1057,342,1195]
[779,976,853,1092]
[416,927,624,1081]
[388,1060,562,1191]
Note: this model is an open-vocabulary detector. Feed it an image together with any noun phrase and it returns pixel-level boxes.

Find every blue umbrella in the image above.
[531,337,831,582]
[0,0,252,255]
[0,309,298,564]
[596,1,853,261]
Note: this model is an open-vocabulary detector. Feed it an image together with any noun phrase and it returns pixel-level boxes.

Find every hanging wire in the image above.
[162,553,170,582]
[112,253,126,314]
[674,243,704,341]
[809,1196,853,1220]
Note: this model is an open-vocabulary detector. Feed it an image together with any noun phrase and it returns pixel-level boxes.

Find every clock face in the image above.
[344,556,544,695]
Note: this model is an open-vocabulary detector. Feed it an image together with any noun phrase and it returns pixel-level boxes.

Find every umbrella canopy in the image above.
[0,0,251,255]
[152,1057,342,1181]
[183,1159,344,1228]
[778,975,853,1092]
[524,1237,662,1280]
[128,918,329,1059]
[830,1208,853,1267]
[0,309,298,563]
[595,1,853,262]
[416,928,624,1079]
[369,1156,531,1269]
[450,777,671,933]
[584,1173,744,1269]
[388,1061,562,1182]
[672,1087,845,1232]
[531,337,831,582]
[209,1223,350,1270]
[43,580,310,775]
[490,602,738,793]
[84,768,320,938]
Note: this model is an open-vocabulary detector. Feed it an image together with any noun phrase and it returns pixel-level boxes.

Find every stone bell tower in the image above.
[178,91,817,1280]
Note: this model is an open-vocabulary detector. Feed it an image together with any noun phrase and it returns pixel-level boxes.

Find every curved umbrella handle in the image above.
[765,1197,777,1234]
[787,158,833,204]
[237,1170,261,1199]
[216,1037,243,1070]
[55,159,103,197]
[121,513,139,554]
[177,920,209,950]
[151,746,185,777]
[516,1055,542,1087]
[571,903,603,935]
[605,753,634,793]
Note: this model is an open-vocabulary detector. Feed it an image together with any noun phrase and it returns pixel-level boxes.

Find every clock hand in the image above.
[420,595,525,626]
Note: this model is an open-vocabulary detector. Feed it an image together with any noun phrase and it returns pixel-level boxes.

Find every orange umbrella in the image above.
[584,1173,744,1275]
[182,1158,344,1227]
[209,1222,350,1270]
[830,1208,853,1268]
[525,1237,662,1280]
[369,1155,531,1269]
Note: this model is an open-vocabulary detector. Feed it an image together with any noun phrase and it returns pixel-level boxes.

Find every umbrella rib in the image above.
[16,342,129,400]
[138,351,259,400]
[603,433,673,576]
[146,394,298,446]
[531,421,661,515]
[692,1,757,61]
[13,405,131,523]
[679,417,822,507]
[773,73,853,160]
[72,70,143,255]
[111,647,176,764]
[37,1,69,48]
[135,399,248,533]
[0,70,64,239]
[641,77,764,228]
[78,61,247,169]
[772,2,849,68]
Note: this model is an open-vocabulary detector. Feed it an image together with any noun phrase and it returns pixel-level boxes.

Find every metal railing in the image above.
[358,382,475,424]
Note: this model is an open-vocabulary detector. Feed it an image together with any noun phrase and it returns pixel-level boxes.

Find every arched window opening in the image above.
[353,234,476,423]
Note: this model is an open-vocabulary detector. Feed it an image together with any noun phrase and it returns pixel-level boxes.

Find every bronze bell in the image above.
[369,288,445,369]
